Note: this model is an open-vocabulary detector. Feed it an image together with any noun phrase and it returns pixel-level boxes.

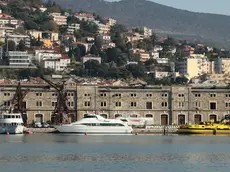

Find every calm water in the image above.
[0,134,230,172]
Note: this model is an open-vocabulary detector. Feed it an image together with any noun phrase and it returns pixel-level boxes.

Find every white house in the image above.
[34,50,62,62]
[75,13,95,21]
[8,51,32,67]
[43,55,70,71]
[82,54,101,64]
[7,34,31,47]
[50,13,67,25]
[67,23,80,34]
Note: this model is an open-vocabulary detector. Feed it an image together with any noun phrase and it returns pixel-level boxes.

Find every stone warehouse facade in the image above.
[77,85,230,125]
[0,84,77,124]
[0,84,230,125]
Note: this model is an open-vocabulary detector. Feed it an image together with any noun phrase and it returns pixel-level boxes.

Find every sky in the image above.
[107,0,230,16]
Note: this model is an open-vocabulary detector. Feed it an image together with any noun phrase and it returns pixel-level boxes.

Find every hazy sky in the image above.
[107,0,230,16]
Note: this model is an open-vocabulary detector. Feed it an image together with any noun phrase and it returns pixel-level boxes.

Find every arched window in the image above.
[178,114,185,125]
[210,114,217,122]
[100,114,108,119]
[130,114,138,118]
[115,114,122,118]
[146,114,153,118]
[194,114,202,124]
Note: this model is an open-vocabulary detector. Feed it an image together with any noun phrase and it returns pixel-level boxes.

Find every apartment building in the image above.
[8,51,31,67]
[140,26,152,38]
[176,57,213,79]
[67,23,80,34]
[215,58,230,74]
[50,13,67,25]
[43,55,70,71]
[7,34,31,47]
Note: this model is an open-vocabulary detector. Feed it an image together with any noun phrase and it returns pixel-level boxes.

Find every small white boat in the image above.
[0,113,24,134]
[55,114,133,134]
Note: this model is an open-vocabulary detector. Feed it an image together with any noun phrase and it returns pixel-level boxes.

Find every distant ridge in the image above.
[53,0,230,48]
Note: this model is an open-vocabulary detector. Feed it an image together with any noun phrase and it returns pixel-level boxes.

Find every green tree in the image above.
[80,21,98,34]
[90,44,99,56]
[126,63,146,78]
[5,40,16,51]
[74,30,82,41]
[41,21,59,32]
[17,40,26,51]
[174,76,189,84]
[84,60,100,77]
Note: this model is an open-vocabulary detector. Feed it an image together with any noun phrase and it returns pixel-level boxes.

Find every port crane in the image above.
[1,82,29,125]
[41,76,71,124]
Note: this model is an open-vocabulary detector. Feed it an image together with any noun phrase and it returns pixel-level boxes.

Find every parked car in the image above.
[42,122,50,128]
[34,122,42,128]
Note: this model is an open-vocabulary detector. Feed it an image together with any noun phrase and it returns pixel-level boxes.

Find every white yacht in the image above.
[55,114,133,134]
[0,113,24,134]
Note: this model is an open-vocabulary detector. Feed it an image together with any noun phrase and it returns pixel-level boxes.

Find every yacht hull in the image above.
[0,126,24,134]
[177,128,230,135]
[55,125,133,134]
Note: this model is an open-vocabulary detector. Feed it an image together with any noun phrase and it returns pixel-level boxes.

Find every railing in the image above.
[146,125,180,129]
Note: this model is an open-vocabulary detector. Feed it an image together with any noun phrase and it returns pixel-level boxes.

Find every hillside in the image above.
[53,0,230,48]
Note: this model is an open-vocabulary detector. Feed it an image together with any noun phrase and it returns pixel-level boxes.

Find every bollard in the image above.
[213,129,217,135]
[163,127,166,135]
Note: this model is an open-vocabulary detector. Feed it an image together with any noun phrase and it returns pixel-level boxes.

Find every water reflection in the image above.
[1,152,230,163]
[1,134,230,172]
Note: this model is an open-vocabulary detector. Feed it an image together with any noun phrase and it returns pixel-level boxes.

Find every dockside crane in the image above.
[9,82,28,125]
[41,77,70,124]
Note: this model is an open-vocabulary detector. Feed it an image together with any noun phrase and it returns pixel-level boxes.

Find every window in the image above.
[131,93,136,97]
[130,114,138,118]
[146,94,152,97]
[4,93,10,96]
[225,102,230,107]
[52,93,58,96]
[210,93,216,97]
[210,102,217,110]
[162,93,168,97]
[101,102,107,107]
[84,101,90,107]
[100,93,106,97]
[4,101,10,107]
[68,101,74,107]
[226,94,230,97]
[52,102,57,107]
[194,102,201,108]
[115,102,121,107]
[36,93,42,96]
[67,93,74,96]
[146,114,153,118]
[36,101,42,107]
[84,93,90,97]
[146,102,152,109]
[161,102,168,107]
[114,94,121,97]
[131,102,137,107]
[195,94,201,97]
[178,102,185,108]
[115,114,122,118]
[178,94,184,97]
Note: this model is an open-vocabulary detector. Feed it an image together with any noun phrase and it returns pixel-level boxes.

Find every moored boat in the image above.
[177,116,230,135]
[0,113,24,134]
[54,114,133,134]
